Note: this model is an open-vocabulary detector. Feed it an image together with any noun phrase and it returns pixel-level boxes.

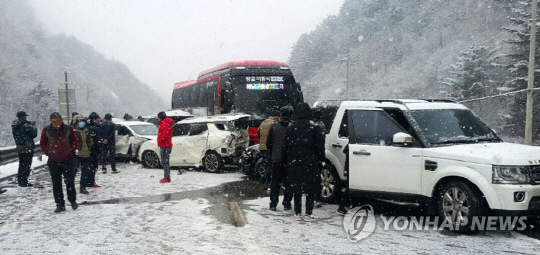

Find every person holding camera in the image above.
[11,111,38,187]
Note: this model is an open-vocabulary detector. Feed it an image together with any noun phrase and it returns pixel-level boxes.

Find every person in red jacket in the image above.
[40,112,78,213]
[157,111,174,183]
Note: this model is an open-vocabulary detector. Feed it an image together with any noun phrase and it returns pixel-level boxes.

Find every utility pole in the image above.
[346,55,350,100]
[525,0,537,145]
[65,71,70,124]
[338,53,351,100]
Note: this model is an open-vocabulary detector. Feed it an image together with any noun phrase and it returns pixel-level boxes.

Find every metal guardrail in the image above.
[0,143,42,166]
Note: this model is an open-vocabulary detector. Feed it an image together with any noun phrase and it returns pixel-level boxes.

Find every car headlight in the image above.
[492,165,530,184]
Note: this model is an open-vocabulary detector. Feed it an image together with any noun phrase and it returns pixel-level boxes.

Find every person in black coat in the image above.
[98,113,118,174]
[87,112,101,187]
[11,111,38,187]
[283,103,325,221]
[266,105,294,211]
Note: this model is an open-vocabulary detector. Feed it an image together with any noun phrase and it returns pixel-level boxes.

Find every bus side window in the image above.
[191,84,200,108]
[198,83,205,107]
[178,88,185,108]
[184,86,193,107]
[206,80,217,115]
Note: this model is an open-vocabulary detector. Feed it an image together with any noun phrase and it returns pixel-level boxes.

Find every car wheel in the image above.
[142,151,160,169]
[204,151,223,173]
[437,181,486,232]
[320,164,342,203]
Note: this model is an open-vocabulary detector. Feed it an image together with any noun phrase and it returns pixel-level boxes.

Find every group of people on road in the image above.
[258,102,326,221]
[9,111,119,213]
[9,105,334,217]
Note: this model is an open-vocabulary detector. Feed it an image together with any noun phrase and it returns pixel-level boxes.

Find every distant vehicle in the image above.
[140,110,192,126]
[138,114,250,173]
[114,121,158,162]
[323,99,540,231]
[171,60,304,145]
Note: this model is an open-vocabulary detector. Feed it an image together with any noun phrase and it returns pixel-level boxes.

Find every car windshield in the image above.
[409,109,500,146]
[128,124,158,136]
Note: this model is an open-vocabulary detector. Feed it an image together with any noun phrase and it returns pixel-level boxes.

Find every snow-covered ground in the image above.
[0,163,539,254]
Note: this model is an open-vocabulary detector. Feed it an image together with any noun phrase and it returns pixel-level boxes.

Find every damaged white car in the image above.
[115,121,158,162]
[138,114,250,172]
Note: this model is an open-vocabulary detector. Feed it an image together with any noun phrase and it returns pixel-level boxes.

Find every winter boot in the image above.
[102,168,107,174]
[54,204,66,213]
[70,202,78,210]
[336,207,348,216]
[303,214,319,222]
[159,178,171,183]
[111,169,120,174]
[80,187,89,194]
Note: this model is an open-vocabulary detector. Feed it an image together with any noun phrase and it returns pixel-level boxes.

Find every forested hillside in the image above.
[0,0,166,146]
[289,0,539,141]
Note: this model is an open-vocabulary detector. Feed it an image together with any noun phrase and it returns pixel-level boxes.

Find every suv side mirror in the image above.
[393,132,413,146]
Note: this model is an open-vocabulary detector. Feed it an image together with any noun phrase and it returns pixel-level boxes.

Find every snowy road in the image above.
[1,163,540,254]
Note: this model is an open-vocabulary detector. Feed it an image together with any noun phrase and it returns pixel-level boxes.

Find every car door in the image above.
[115,124,131,155]
[326,110,349,179]
[170,124,191,166]
[180,124,209,164]
[348,109,423,196]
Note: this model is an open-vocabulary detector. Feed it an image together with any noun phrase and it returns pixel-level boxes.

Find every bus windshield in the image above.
[232,75,298,117]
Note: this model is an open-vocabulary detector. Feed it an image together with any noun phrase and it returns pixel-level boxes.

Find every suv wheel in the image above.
[142,151,160,169]
[204,151,223,173]
[320,164,342,203]
[437,181,486,232]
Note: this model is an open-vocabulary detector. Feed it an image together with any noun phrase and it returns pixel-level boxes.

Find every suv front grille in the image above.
[530,165,540,184]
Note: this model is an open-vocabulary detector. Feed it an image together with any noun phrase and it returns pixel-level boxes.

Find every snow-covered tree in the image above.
[503,0,540,140]
[442,45,498,101]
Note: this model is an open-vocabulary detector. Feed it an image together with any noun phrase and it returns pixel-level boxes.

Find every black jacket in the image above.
[284,103,325,194]
[11,119,37,152]
[266,117,291,164]
[98,119,116,145]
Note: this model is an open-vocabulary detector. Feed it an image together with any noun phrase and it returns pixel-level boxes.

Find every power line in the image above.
[457,87,540,103]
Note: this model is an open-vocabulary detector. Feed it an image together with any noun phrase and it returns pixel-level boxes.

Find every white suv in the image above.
[138,114,250,172]
[320,100,540,229]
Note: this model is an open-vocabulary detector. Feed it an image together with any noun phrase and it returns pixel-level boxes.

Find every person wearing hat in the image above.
[11,111,38,187]
[73,114,93,194]
[283,103,325,221]
[40,112,78,213]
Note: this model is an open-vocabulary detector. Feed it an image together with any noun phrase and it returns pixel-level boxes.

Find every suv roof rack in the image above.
[419,99,456,103]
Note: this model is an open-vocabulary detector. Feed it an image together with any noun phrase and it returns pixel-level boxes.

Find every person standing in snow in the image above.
[157,111,174,183]
[283,103,325,221]
[73,114,93,195]
[87,112,101,188]
[266,105,294,211]
[11,111,38,187]
[40,112,78,213]
[257,109,279,183]
[98,113,119,174]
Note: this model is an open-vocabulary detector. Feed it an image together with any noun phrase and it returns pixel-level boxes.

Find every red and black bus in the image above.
[172,60,303,144]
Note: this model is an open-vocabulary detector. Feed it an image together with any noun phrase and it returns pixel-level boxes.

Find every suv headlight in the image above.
[492,165,530,184]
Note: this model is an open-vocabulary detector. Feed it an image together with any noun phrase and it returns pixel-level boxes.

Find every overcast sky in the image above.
[27,0,344,102]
